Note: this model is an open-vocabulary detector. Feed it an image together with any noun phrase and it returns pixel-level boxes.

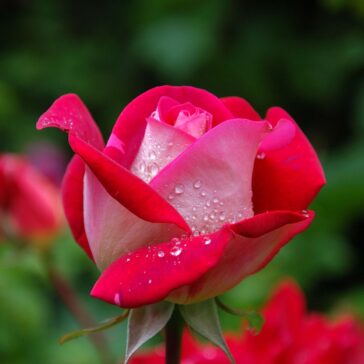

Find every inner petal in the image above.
[151,119,270,235]
[130,118,195,183]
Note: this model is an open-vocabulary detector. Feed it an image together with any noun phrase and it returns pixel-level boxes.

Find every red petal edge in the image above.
[91,228,232,308]
[69,134,190,231]
[62,155,93,260]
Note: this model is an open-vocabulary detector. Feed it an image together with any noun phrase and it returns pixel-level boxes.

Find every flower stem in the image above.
[165,309,184,364]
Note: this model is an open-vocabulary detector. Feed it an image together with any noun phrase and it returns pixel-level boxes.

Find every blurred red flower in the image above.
[0,153,63,243]
[131,281,364,364]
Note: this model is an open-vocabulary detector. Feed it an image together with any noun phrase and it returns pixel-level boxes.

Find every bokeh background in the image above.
[1,0,363,363]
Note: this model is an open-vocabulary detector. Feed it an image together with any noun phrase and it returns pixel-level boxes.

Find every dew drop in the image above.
[203,237,212,245]
[126,258,131,262]
[203,214,209,222]
[150,163,159,177]
[168,194,174,200]
[219,212,226,221]
[256,152,266,160]
[170,246,182,257]
[149,151,156,160]
[213,197,219,204]
[114,293,121,305]
[139,161,146,174]
[174,184,184,195]
[301,209,310,217]
[193,180,202,189]
[157,251,165,258]
[148,279,152,284]
[209,213,215,220]
[200,191,207,197]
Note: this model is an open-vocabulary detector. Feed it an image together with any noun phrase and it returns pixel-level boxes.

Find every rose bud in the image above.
[37,86,325,308]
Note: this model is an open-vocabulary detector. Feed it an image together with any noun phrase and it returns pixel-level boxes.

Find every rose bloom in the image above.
[131,281,364,364]
[37,86,325,308]
[0,153,63,242]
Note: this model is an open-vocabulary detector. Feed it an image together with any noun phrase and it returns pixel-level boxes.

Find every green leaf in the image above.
[179,299,235,364]
[59,310,129,344]
[124,301,174,363]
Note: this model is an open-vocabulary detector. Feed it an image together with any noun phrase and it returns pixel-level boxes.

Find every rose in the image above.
[37,86,325,308]
[130,281,364,364]
[0,153,63,242]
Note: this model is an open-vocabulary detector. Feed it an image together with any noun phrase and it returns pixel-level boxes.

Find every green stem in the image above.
[165,309,184,364]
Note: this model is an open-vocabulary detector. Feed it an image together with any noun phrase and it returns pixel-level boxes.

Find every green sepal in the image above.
[124,301,174,363]
[179,299,235,364]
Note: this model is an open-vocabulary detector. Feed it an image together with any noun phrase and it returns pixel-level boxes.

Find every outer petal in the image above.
[221,96,261,121]
[36,93,104,150]
[105,86,234,167]
[167,210,314,304]
[37,94,104,257]
[151,119,270,234]
[253,107,326,212]
[91,229,232,308]
[62,156,93,259]
[83,169,185,269]
[69,134,189,231]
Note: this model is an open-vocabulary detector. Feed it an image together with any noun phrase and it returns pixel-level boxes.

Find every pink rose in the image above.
[0,154,63,242]
[37,86,325,308]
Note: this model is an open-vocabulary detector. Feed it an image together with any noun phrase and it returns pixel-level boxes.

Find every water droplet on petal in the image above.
[203,214,209,222]
[149,151,156,160]
[174,184,184,195]
[170,246,182,256]
[301,209,310,217]
[256,152,266,160]
[193,180,202,189]
[200,191,207,197]
[139,161,146,174]
[157,251,165,258]
[114,293,121,305]
[219,212,226,221]
[150,163,159,177]
[148,279,152,284]
[203,237,212,245]
[168,194,174,200]
[213,197,219,204]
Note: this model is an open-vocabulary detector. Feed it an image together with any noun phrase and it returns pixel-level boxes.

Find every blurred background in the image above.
[0,0,363,363]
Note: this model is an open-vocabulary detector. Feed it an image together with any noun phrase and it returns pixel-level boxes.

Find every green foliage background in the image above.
[0,0,363,363]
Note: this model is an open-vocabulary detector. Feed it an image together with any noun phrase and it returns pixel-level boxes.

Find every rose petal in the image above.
[221,96,261,121]
[253,107,326,212]
[151,119,270,235]
[37,94,104,257]
[62,156,93,259]
[91,228,232,308]
[68,134,190,231]
[84,169,185,269]
[36,93,104,150]
[167,210,313,304]
[130,118,195,183]
[105,86,233,167]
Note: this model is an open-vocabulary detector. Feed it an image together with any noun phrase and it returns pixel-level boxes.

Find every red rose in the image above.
[0,154,63,242]
[37,86,325,308]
